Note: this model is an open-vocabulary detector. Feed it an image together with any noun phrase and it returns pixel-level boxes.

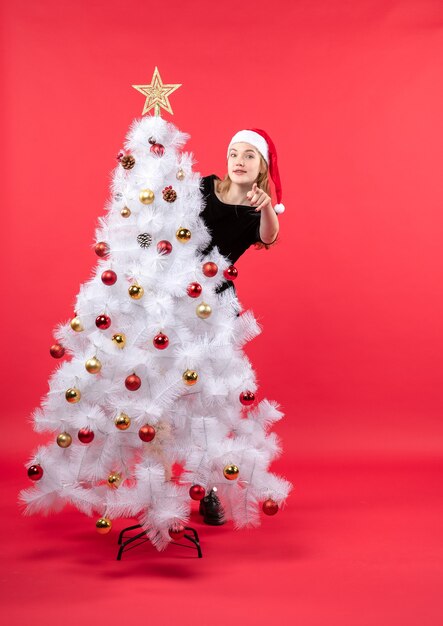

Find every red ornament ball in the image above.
[153,332,169,350]
[157,240,172,255]
[168,525,186,540]
[50,343,65,359]
[189,485,206,501]
[95,314,111,330]
[223,265,238,281]
[125,373,141,391]
[78,428,95,444]
[27,464,44,481]
[239,390,255,406]
[187,282,202,298]
[101,270,117,286]
[139,424,156,442]
[150,143,165,157]
[202,261,218,277]
[262,499,279,516]
[95,241,109,257]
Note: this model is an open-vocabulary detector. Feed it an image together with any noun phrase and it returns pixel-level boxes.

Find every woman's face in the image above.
[227,142,263,185]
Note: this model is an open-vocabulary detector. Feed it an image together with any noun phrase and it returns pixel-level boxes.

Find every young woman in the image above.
[199,128,285,297]
[198,128,285,524]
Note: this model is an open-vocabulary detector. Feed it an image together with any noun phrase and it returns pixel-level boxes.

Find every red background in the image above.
[1,1,442,625]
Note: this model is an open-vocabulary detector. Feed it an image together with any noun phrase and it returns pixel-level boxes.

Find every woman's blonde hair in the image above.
[216,154,278,251]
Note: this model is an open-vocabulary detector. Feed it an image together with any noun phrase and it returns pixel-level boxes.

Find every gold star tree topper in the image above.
[132,67,181,116]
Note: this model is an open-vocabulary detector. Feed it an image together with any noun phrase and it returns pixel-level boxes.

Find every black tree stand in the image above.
[116,524,202,560]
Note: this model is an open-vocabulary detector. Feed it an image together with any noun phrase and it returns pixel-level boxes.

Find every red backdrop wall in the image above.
[2,0,442,465]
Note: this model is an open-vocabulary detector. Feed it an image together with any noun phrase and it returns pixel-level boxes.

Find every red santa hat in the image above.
[227,128,285,214]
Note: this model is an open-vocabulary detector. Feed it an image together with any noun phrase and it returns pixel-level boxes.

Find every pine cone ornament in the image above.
[121,154,135,170]
[162,186,177,203]
[137,233,152,248]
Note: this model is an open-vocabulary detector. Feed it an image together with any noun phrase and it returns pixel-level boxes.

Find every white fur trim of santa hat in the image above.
[227,130,269,163]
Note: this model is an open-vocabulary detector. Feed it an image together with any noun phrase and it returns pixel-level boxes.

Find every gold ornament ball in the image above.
[176,168,185,181]
[176,227,191,243]
[183,369,198,386]
[65,387,81,403]
[121,207,131,218]
[112,333,126,349]
[139,189,155,205]
[96,517,112,534]
[128,284,144,299]
[115,413,131,430]
[223,464,240,480]
[56,432,72,448]
[85,356,102,374]
[196,302,212,319]
[70,316,84,332]
[107,472,122,489]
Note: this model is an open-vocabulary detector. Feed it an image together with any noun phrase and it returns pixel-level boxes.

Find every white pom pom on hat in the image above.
[227,128,285,214]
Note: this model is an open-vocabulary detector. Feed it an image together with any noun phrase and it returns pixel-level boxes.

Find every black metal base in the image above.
[116,524,202,560]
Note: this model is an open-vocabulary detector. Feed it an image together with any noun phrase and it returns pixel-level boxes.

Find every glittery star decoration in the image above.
[132,67,182,116]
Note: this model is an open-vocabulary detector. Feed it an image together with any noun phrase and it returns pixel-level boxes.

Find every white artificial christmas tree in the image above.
[20,94,292,553]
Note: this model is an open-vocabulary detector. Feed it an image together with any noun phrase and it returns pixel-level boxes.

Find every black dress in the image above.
[199,174,265,295]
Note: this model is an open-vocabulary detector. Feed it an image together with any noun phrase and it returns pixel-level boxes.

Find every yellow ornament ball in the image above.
[183,369,198,386]
[176,227,191,242]
[112,333,126,349]
[128,284,144,299]
[121,207,131,218]
[56,432,72,448]
[65,387,81,403]
[196,302,212,319]
[139,189,155,205]
[176,168,185,181]
[115,413,131,430]
[223,464,240,480]
[85,356,102,374]
[107,472,122,489]
[96,517,112,534]
[70,317,84,332]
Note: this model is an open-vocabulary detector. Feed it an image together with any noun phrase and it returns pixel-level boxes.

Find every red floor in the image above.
[3,456,442,625]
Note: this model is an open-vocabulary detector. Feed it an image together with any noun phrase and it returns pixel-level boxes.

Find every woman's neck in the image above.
[222,182,251,206]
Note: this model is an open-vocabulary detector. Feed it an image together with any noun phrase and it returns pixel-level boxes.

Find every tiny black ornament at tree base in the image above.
[199,487,226,525]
